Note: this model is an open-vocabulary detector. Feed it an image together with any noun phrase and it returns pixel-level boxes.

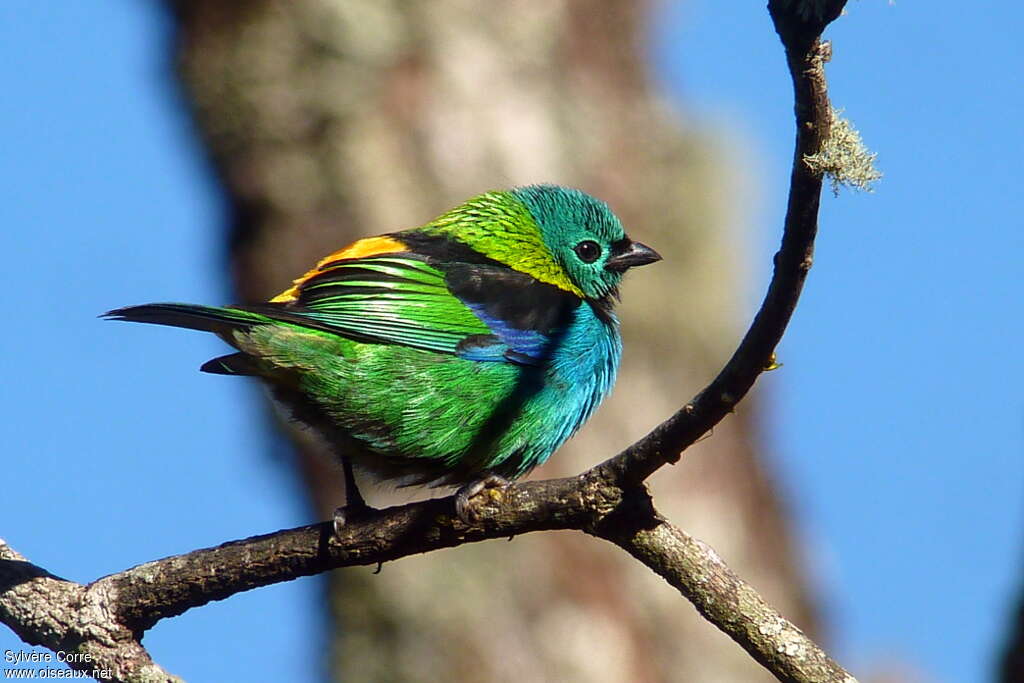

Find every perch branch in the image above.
[4,468,856,682]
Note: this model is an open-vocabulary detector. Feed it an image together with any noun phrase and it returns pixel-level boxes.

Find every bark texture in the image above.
[168,1,819,680]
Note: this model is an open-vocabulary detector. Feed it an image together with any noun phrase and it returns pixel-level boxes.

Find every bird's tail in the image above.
[103,303,276,376]
[102,302,268,336]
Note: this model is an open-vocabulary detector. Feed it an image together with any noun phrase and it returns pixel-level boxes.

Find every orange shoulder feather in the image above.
[269,235,407,303]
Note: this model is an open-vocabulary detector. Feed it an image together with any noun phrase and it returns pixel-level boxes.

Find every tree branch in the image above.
[595,506,856,682]
[0,541,181,683]
[4,472,855,682]
[604,0,842,486]
[2,2,857,681]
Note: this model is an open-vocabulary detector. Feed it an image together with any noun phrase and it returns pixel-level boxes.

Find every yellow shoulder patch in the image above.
[270,235,407,303]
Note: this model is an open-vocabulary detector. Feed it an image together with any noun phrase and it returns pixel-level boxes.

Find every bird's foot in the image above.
[334,454,376,538]
[332,500,376,539]
[455,474,510,525]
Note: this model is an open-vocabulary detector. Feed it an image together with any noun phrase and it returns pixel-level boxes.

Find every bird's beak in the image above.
[604,240,662,272]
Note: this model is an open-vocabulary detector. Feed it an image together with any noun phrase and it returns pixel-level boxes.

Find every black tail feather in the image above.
[200,352,259,376]
[102,303,264,335]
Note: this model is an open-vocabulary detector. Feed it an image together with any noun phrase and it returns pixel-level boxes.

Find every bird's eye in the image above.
[573,240,602,264]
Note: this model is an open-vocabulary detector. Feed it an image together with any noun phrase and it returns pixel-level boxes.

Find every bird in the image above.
[104,184,660,528]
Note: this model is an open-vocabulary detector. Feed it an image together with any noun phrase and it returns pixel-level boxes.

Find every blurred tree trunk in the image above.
[168,1,820,680]
[1001,582,1024,681]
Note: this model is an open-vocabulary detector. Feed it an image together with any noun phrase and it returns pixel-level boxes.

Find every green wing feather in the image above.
[244,255,492,354]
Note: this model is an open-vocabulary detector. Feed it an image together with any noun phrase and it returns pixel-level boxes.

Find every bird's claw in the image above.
[455,474,510,525]
[332,501,375,539]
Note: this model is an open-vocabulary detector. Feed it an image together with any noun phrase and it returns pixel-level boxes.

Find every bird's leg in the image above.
[332,454,374,537]
[342,454,367,510]
[455,473,510,525]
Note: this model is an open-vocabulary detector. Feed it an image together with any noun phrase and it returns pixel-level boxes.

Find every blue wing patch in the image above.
[442,263,581,367]
[454,304,554,366]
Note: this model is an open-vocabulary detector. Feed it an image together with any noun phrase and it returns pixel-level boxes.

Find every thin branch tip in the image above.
[771,0,847,26]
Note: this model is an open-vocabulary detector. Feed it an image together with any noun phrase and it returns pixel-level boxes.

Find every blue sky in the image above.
[1,2,1021,682]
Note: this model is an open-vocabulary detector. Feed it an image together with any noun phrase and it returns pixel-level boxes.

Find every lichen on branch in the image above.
[804,107,882,195]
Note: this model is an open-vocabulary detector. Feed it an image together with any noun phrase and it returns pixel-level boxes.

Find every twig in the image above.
[604,0,845,486]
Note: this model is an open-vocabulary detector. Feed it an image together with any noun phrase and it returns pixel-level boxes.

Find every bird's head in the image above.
[419,185,660,302]
[511,185,661,301]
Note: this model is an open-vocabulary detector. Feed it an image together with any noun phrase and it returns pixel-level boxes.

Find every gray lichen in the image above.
[804,107,882,195]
